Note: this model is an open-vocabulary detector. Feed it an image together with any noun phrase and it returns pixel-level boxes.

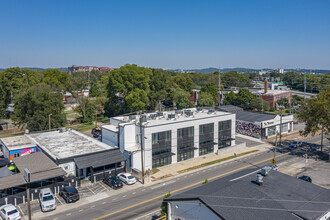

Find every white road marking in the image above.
[91,205,95,208]
[55,195,63,205]
[79,209,83,212]
[133,209,161,220]
[17,205,25,217]
[123,195,127,198]
[66,213,72,216]
[132,192,136,194]
[112,198,117,201]
[142,189,146,191]
[102,202,107,204]
[229,170,260,182]
[86,185,96,195]
[99,182,109,191]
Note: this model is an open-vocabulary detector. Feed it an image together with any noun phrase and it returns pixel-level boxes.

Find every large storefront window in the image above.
[281,123,288,132]
[178,151,194,162]
[152,130,173,168]
[199,123,214,155]
[152,156,172,168]
[218,120,232,149]
[268,126,276,137]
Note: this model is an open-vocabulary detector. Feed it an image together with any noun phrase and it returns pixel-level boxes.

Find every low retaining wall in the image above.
[217,141,246,155]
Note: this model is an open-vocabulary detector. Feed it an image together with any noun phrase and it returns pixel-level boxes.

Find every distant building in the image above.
[68,65,116,74]
[216,105,293,139]
[278,68,284,74]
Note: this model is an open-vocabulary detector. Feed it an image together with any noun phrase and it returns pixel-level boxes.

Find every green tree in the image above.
[75,97,95,123]
[67,71,89,98]
[106,64,152,116]
[125,88,149,112]
[277,97,289,108]
[224,91,236,105]
[201,83,218,103]
[234,88,257,109]
[161,192,171,216]
[198,92,215,107]
[297,90,330,152]
[12,85,66,131]
[42,69,68,90]
[221,71,252,88]
[172,88,193,109]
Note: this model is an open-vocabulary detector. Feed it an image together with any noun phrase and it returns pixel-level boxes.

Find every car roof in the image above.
[63,186,78,193]
[40,188,52,194]
[0,204,16,211]
[120,173,131,176]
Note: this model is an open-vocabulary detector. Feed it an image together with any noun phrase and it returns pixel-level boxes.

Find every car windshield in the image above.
[8,209,18,215]
[128,176,134,179]
[43,195,54,201]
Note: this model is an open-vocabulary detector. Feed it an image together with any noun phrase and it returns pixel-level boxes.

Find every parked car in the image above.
[290,141,302,148]
[293,121,298,124]
[91,127,101,138]
[0,204,21,220]
[117,173,137,185]
[298,175,312,183]
[39,188,56,212]
[103,177,123,189]
[60,186,80,203]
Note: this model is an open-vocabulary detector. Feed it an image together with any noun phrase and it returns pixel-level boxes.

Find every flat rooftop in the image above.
[0,135,36,150]
[111,108,233,127]
[27,129,115,159]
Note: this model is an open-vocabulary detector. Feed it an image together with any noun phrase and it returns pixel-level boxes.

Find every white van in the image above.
[39,188,56,212]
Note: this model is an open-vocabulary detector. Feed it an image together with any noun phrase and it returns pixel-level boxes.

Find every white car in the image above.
[117,173,137,185]
[0,204,21,220]
[39,188,56,212]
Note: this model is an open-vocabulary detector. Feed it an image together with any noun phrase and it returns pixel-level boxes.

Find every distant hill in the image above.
[0,67,68,72]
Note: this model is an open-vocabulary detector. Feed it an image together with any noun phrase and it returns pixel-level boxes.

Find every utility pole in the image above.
[321,125,324,152]
[304,71,306,101]
[218,67,221,106]
[48,114,52,132]
[274,131,278,158]
[278,106,284,148]
[139,112,145,184]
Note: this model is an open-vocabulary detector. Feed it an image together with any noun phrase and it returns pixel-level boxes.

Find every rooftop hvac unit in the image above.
[168,114,176,119]
[256,174,263,185]
[186,111,194,116]
[208,109,215,114]
[175,110,182,114]
[261,166,272,176]
[140,115,147,123]
[59,127,66,133]
[129,115,136,120]
[149,114,157,119]
[196,107,203,112]
[157,112,163,117]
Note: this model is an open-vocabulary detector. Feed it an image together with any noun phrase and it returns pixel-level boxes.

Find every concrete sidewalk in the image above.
[150,143,272,181]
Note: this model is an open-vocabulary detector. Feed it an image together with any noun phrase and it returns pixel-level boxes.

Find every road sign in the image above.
[271,159,276,164]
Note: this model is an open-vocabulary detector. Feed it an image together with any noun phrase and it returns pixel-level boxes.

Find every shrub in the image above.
[269,107,276,112]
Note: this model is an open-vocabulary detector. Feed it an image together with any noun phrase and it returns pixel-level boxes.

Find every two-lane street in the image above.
[39,134,329,220]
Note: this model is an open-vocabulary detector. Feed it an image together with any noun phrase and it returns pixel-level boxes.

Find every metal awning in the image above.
[152,152,175,159]
[74,149,126,169]
[178,147,198,153]
[199,142,218,148]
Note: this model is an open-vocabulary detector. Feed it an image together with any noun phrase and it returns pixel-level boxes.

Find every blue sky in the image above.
[1,0,329,69]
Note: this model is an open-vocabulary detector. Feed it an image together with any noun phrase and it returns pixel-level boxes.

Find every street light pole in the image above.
[49,114,52,132]
[218,67,221,106]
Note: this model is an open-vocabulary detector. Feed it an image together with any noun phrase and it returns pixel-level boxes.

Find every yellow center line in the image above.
[94,138,326,220]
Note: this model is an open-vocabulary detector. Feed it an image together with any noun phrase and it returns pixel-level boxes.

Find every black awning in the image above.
[199,142,218,148]
[219,138,235,141]
[178,147,198,153]
[74,149,126,169]
[152,152,175,159]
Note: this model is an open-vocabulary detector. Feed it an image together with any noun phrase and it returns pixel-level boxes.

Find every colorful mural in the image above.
[9,147,41,161]
[236,120,261,139]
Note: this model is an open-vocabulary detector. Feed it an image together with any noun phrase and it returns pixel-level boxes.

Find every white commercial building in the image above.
[102,108,236,171]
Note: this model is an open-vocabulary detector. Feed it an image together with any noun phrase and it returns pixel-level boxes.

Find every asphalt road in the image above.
[40,134,328,220]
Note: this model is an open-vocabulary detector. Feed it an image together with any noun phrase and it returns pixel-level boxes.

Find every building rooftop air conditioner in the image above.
[185,111,194,116]
[208,109,215,114]
[157,112,164,117]
[129,115,136,120]
[168,114,176,119]
[197,107,203,112]
[175,110,182,115]
[140,115,147,123]
[149,114,157,119]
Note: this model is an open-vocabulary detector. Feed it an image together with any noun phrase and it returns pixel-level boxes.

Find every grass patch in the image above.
[66,123,96,131]
[177,150,259,174]
[0,132,24,138]
[151,168,160,175]
[159,174,173,180]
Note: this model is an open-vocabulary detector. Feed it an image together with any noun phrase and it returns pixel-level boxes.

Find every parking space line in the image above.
[102,202,107,204]
[86,185,96,195]
[112,198,117,201]
[91,205,95,208]
[132,192,136,194]
[100,182,110,191]
[66,213,72,216]
[123,195,127,198]
[55,195,63,205]
[17,205,25,217]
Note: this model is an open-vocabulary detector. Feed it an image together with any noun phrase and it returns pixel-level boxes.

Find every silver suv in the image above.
[39,188,56,212]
